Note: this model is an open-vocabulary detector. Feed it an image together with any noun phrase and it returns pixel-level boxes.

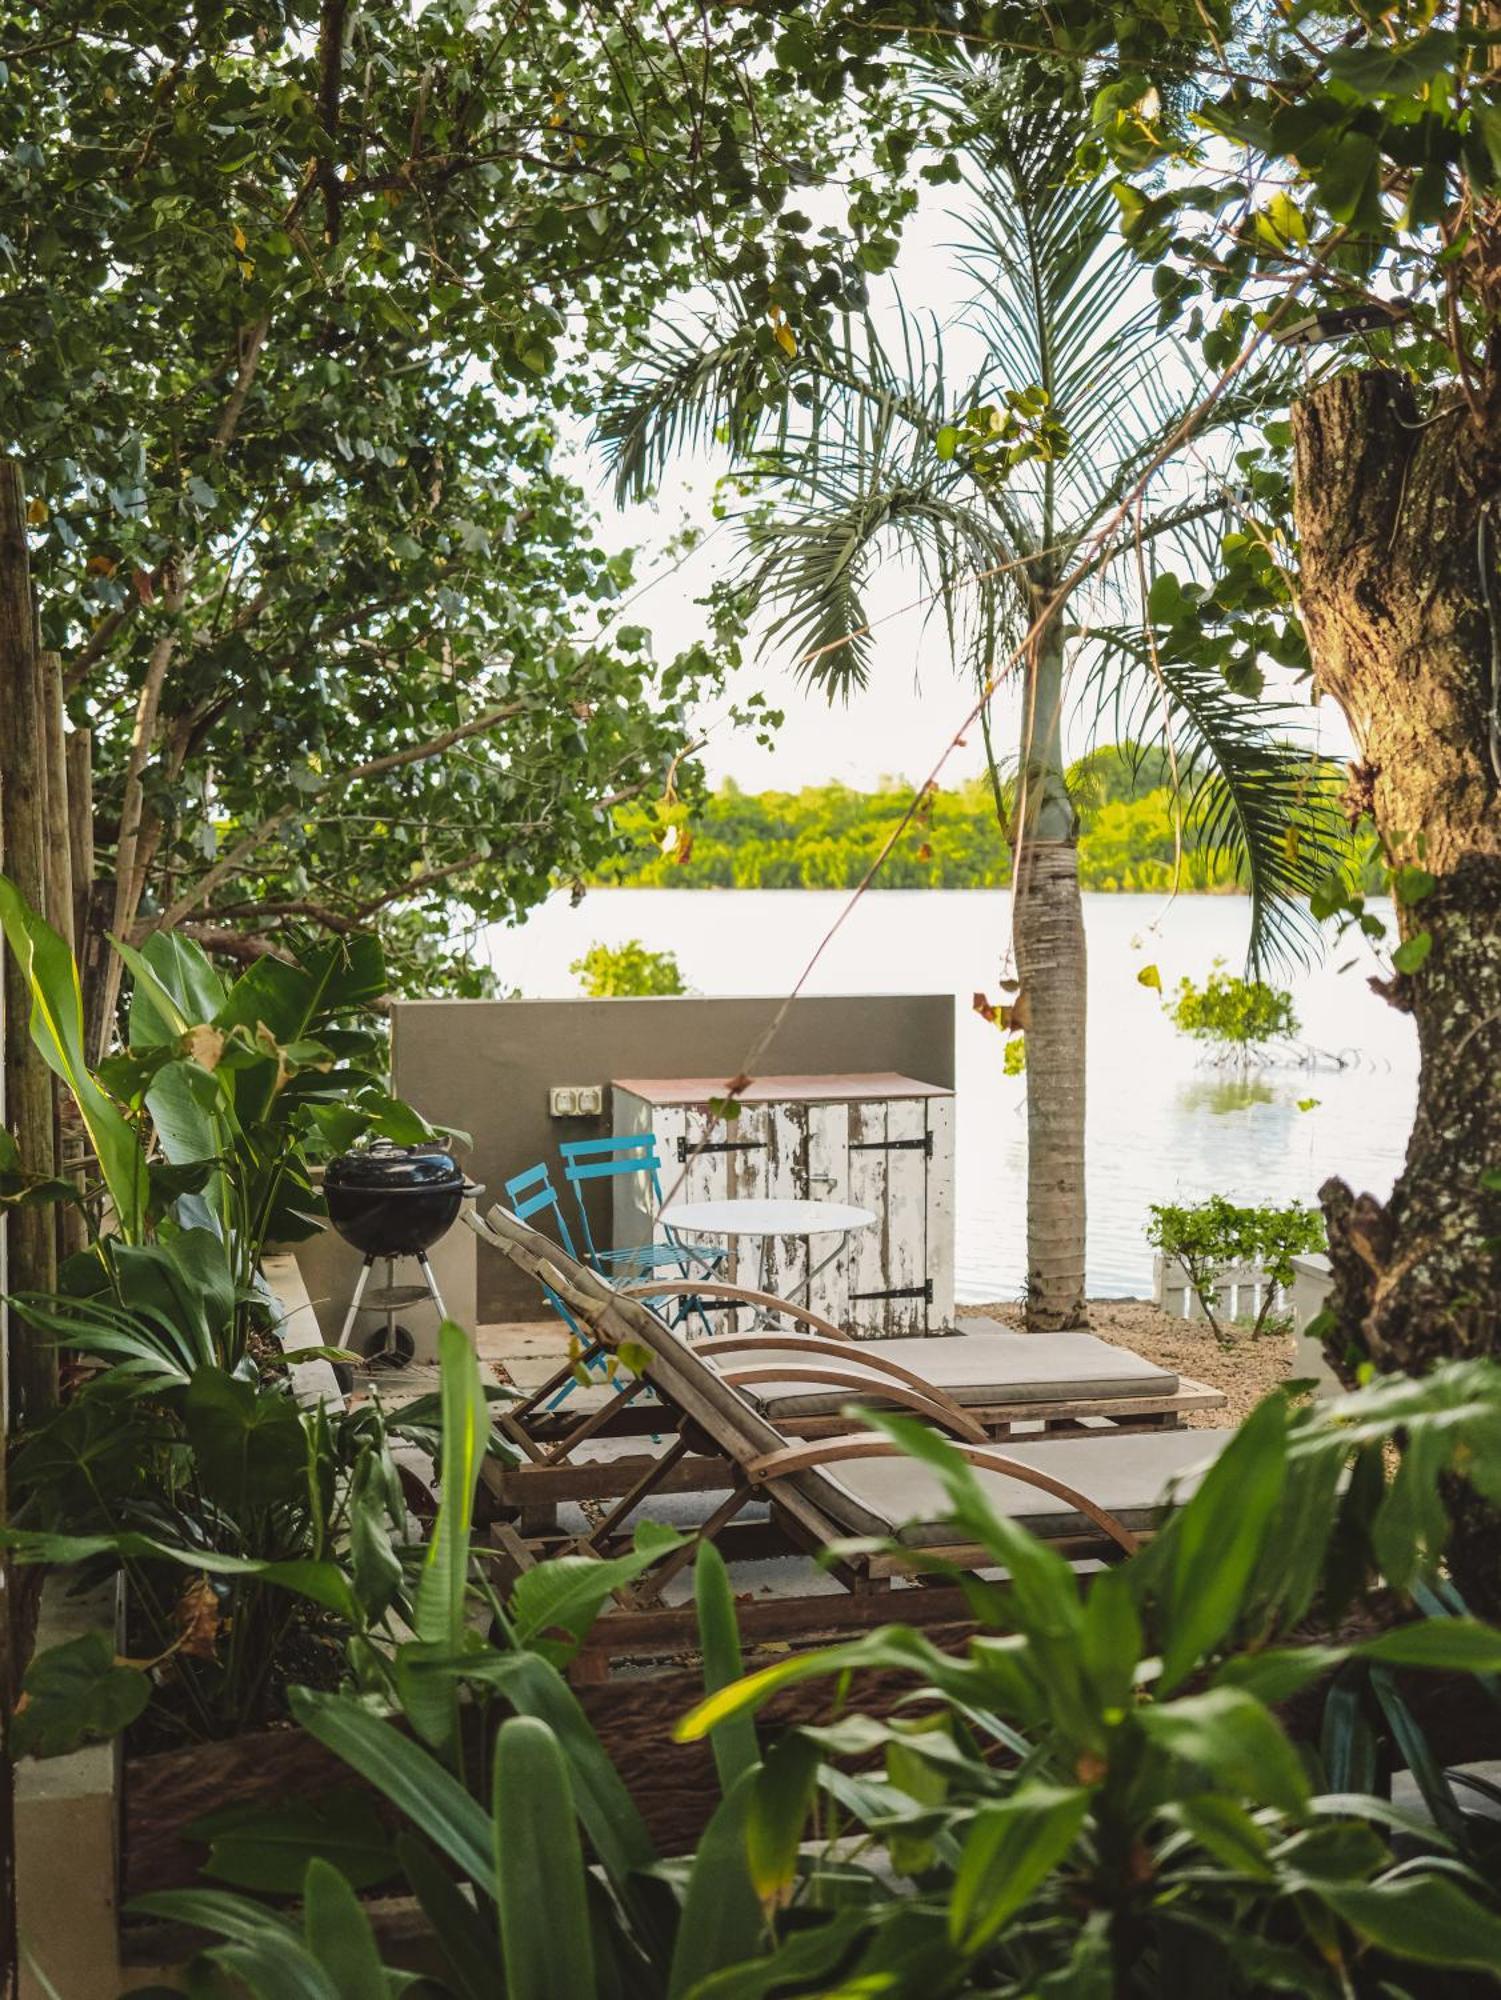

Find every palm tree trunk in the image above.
[1013,605,1088,1331]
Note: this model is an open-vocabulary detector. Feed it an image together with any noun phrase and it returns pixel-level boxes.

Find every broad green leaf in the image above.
[191,1792,398,1894]
[667,1766,763,1999]
[695,1541,759,1794]
[948,1783,1091,1953]
[746,1733,819,1910]
[185,1367,308,1513]
[1355,1616,1501,1672]
[1174,1793,1274,1878]
[1137,1687,1309,1816]
[1156,1395,1288,1691]
[303,1858,387,1998]
[507,1519,683,1653]
[395,1833,496,2000]
[1311,1872,1501,1969]
[493,1717,596,2000]
[290,1688,493,1889]
[11,1631,150,1759]
[0,873,148,1239]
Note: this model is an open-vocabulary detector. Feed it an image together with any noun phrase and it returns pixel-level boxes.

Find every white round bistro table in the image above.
[658,1196,876,1320]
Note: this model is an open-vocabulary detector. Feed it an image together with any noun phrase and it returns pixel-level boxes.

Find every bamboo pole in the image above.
[62,727,94,1266]
[0,459,58,1420]
[38,653,72,948]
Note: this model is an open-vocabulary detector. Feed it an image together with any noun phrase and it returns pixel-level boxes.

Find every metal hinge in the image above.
[849,1133,934,1158]
[850,1279,934,1304]
[676,1137,767,1163]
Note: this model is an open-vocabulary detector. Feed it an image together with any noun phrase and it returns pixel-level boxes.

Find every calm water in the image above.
[483,889,1417,1303]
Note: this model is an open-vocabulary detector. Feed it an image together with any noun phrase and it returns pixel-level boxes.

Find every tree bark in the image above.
[1013,605,1088,1330]
[0,460,59,1419]
[1293,369,1501,1608]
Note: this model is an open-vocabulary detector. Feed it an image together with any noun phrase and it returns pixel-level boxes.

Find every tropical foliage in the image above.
[1147,1196,1326,1344]
[571,939,690,998]
[603,751,1380,895]
[130,1352,1501,1997]
[1167,961,1301,1056]
[0,0,923,1009]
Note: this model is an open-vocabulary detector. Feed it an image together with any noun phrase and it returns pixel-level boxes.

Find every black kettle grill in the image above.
[325,1141,481,1365]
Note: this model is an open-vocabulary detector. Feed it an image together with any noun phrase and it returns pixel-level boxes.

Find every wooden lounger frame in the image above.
[471,1234,1221,1524]
[468,1207,1202,1671]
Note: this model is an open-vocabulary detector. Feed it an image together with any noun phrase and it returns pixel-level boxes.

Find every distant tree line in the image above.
[601,747,1381,896]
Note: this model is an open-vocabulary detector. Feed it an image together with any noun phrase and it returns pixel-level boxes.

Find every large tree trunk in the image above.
[1293,369,1501,1608]
[1013,606,1089,1331]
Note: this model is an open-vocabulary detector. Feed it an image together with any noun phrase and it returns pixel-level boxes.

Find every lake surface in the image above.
[483,889,1417,1304]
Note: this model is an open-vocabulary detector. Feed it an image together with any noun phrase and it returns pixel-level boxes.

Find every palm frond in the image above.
[1076,628,1343,972]
[596,319,774,506]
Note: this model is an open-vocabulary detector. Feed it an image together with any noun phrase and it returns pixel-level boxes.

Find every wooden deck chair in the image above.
[470,1206,1231,1664]
[466,1206,1222,1525]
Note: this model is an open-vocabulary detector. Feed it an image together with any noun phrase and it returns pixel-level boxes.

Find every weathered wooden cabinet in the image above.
[611,1073,955,1336]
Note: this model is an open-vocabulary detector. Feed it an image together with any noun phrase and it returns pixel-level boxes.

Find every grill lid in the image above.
[325,1139,464,1194]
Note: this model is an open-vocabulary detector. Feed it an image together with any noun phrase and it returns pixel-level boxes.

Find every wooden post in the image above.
[38,654,72,949]
[0,458,59,1412]
[62,726,94,1266]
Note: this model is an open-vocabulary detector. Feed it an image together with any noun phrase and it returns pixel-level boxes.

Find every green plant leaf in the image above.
[507,1520,683,1655]
[394,1833,496,2000]
[0,874,148,1239]
[185,1366,309,1513]
[493,1716,596,2000]
[1154,1394,1288,1691]
[191,1792,399,1894]
[694,1541,759,1795]
[1137,1687,1309,1816]
[667,1766,764,1999]
[290,1688,493,1889]
[1309,1872,1501,1969]
[747,1733,819,1911]
[11,1630,150,1759]
[948,1783,1091,1953]
[302,1857,388,1997]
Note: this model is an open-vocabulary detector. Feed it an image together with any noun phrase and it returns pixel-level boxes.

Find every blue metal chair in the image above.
[502,1163,606,1406]
[557,1135,726,1293]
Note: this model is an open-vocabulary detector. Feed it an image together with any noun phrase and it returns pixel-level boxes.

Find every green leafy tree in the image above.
[0,0,917,1049]
[571,939,689,998]
[1168,959,1300,1059]
[601,75,1339,1329]
[1147,1194,1326,1344]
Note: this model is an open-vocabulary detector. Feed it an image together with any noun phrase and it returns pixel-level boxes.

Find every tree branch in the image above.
[144,699,525,936]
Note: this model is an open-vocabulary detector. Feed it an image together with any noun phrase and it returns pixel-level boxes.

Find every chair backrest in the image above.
[558,1135,667,1262]
[503,1162,582,1262]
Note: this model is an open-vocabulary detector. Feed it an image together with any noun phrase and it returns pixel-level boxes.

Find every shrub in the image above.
[1168,958,1298,1055]
[140,1363,1501,1996]
[1147,1193,1325,1343]
[571,937,688,996]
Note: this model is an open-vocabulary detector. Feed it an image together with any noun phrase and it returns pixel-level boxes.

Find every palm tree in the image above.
[599,81,1338,1330]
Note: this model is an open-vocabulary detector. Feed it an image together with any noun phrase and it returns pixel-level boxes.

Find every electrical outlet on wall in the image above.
[549,1085,603,1117]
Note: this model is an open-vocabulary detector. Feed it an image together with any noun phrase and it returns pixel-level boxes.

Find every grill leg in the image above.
[337,1255,376,1349]
[416,1251,448,1322]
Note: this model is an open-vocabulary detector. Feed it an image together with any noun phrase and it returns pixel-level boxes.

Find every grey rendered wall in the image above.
[391,993,955,1322]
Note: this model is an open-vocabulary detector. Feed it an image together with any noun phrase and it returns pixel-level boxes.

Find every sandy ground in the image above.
[967,1297,1297,1427]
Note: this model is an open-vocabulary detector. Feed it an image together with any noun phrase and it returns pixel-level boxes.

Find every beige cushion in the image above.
[817,1428,1228,1546]
[706,1330,1177,1421]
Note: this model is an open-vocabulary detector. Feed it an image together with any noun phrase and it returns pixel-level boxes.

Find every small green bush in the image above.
[1147,1193,1325,1344]
[571,938,688,997]
[1168,958,1298,1055]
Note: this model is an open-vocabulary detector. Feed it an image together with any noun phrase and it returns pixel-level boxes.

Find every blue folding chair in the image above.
[558,1135,726,1335]
[502,1162,607,1407]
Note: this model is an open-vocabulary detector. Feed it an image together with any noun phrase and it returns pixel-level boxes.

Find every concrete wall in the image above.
[391,993,955,1323]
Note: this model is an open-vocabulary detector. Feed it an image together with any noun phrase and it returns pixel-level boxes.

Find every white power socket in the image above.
[549,1085,603,1118]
